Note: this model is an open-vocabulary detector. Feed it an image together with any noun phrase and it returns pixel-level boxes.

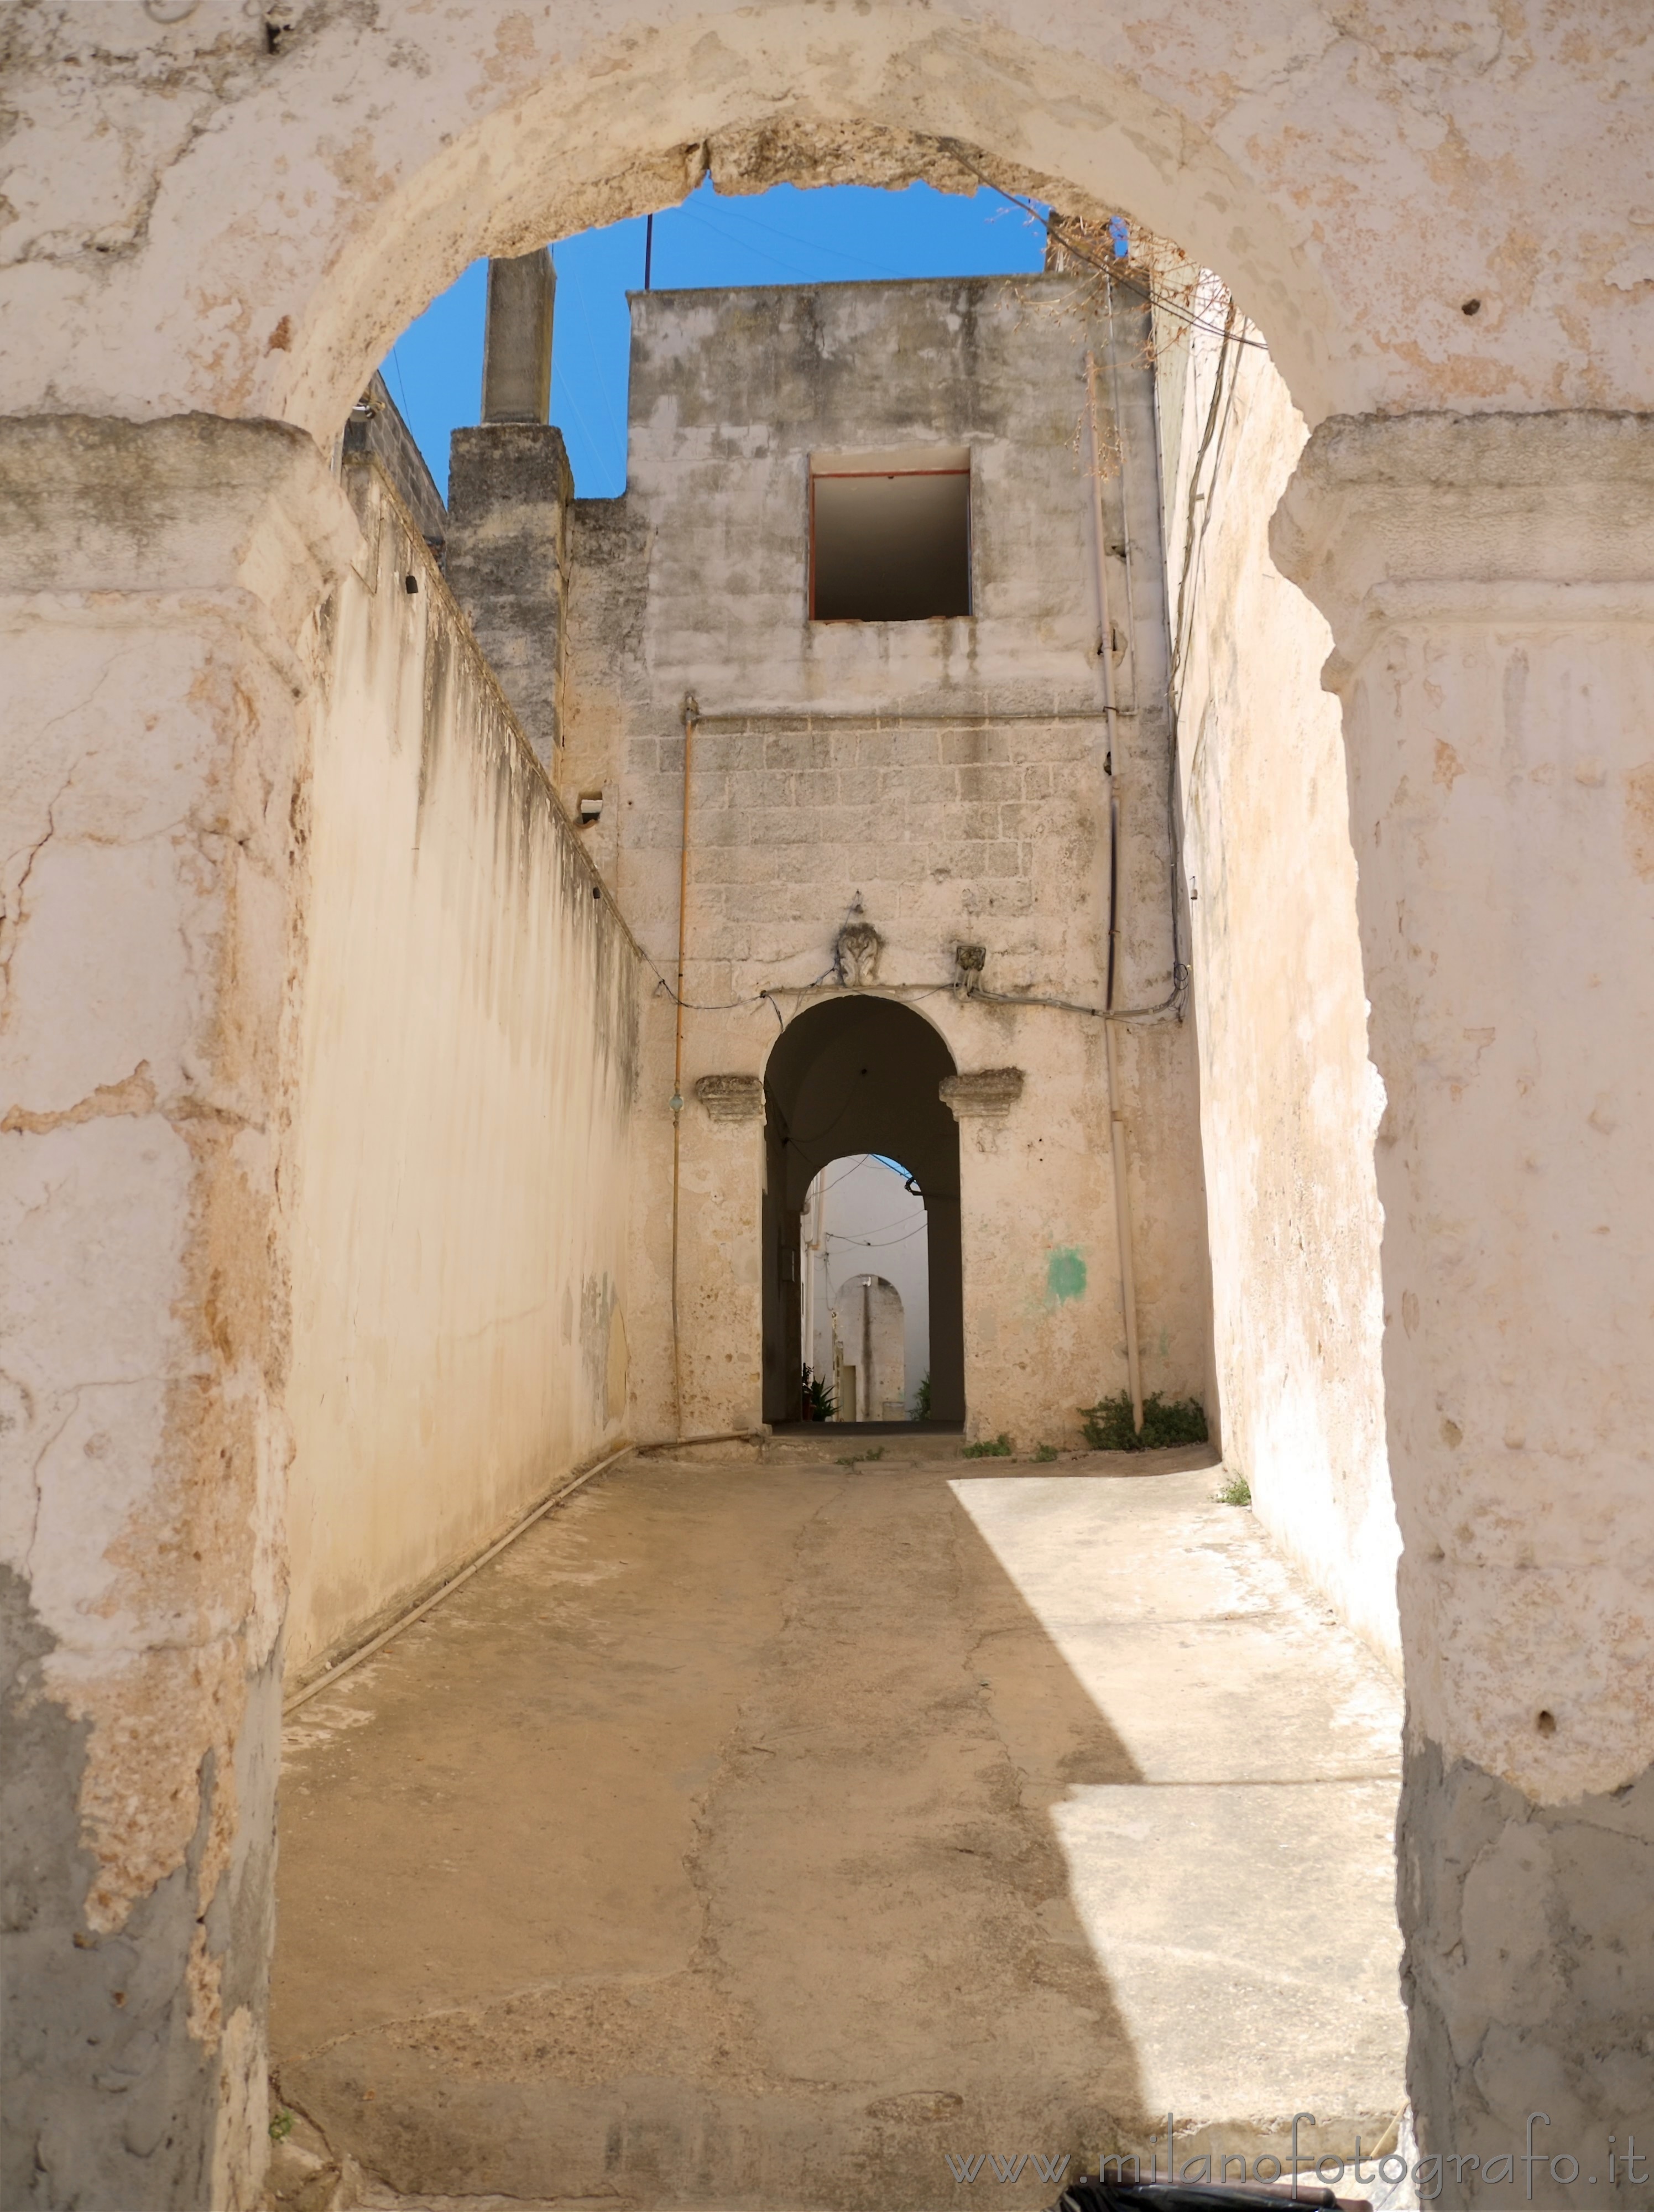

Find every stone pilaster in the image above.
[940,1055,1118,1448]
[0,415,356,2211]
[678,1067,765,1436]
[1274,413,1654,2206]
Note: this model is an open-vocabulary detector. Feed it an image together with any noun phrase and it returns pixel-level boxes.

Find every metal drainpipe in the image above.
[1086,342,1146,1437]
[669,692,699,1442]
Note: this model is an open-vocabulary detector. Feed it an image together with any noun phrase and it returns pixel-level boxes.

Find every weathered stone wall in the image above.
[9,8,1654,2201]
[0,415,357,2212]
[562,275,1211,1446]
[1153,298,1400,1665]
[282,457,642,1680]
[7,4,1646,442]
[1274,413,1654,2198]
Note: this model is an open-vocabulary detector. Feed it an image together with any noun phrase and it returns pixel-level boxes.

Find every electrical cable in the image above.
[968,984,1183,1022]
[816,1152,873,1196]
[824,1203,929,1238]
[825,1220,929,1250]
[669,692,698,1441]
[939,148,1269,351]
[677,195,915,281]
[1170,301,1246,716]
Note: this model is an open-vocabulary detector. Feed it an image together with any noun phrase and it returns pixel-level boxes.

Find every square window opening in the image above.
[810,448,972,623]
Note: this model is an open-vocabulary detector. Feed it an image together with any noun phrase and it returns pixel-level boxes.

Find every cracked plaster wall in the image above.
[1270,410,1654,2195]
[3,3,1652,444]
[0,412,357,2210]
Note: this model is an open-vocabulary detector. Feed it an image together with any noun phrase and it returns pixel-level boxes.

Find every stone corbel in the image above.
[939,1068,1025,1121]
[835,919,882,987]
[0,413,360,643]
[1270,411,1654,691]
[694,1073,765,1122]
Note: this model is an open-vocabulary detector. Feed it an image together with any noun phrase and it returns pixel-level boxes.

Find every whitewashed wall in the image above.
[283,462,643,1678]
[807,1154,931,1415]
[1156,300,1400,1666]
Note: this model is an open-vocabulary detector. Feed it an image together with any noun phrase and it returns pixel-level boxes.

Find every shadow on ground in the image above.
[270,1451,1402,2208]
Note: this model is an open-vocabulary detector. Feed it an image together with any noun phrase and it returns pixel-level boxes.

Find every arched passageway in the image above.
[7,11,1654,2210]
[763,999,963,1425]
[802,1161,931,1423]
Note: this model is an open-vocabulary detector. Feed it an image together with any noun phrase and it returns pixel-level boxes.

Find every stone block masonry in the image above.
[560,274,1211,1446]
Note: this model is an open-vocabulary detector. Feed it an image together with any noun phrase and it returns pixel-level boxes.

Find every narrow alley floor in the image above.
[270,1444,1406,2211]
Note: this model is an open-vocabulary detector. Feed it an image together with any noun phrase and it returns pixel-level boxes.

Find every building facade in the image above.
[544,272,1211,1442]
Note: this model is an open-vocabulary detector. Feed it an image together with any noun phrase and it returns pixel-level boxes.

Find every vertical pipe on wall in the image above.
[1086,343,1146,1435]
[1106,803,1146,1437]
[669,692,699,1441]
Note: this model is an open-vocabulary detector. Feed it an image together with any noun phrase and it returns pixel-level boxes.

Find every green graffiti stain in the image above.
[1046,1247,1087,1303]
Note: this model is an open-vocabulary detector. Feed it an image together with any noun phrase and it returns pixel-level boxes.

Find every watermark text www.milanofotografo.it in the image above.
[944,2113,1653,2200]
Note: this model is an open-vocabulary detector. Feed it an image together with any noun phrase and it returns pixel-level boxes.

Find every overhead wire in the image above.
[674,195,913,281]
[940,149,1269,350]
[826,1220,928,1250]
[824,1203,930,1239]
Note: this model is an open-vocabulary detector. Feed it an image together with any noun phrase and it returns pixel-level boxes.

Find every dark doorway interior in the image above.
[763,998,964,1425]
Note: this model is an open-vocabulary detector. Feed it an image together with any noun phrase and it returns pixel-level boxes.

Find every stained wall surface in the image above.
[283,460,642,1678]
[559,274,1212,1448]
[1152,294,1400,1665]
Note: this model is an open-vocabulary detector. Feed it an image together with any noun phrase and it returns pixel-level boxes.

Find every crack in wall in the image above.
[2,1060,157,1135]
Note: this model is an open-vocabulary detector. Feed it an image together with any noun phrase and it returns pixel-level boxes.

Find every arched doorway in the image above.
[763,998,964,1426]
[802,1161,931,1422]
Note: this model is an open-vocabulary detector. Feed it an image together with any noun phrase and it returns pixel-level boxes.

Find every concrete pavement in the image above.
[269,1443,1405,2209]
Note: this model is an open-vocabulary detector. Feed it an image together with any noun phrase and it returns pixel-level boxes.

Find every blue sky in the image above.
[379,180,1051,501]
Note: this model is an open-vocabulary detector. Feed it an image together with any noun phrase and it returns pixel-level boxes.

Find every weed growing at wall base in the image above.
[963,1432,1014,1458]
[800,1363,836,1420]
[1079,1392,1208,1452]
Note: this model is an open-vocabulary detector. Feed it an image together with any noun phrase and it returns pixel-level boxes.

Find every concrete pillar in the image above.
[0,417,356,2208]
[482,249,555,426]
[443,249,570,770]
[444,421,571,768]
[1273,413,1654,2206]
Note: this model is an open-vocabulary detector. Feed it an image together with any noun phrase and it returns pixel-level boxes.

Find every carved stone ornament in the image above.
[938,1068,1026,1121]
[835,920,883,987]
[695,1073,766,1122]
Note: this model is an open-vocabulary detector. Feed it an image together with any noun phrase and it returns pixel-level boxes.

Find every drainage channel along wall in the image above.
[283,455,643,1683]
[1152,270,1400,1666]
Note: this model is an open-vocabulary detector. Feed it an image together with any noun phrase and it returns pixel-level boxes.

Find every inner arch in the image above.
[763,997,964,1426]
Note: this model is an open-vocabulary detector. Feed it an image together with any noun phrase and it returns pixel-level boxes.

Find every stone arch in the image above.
[17,1,1647,435]
[763,995,963,1425]
[9,11,1654,2205]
